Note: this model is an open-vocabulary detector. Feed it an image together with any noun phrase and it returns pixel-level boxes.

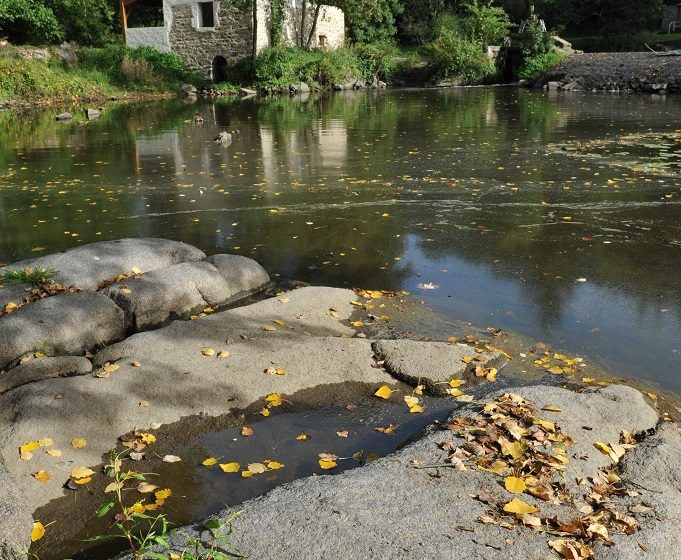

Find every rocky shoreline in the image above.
[535,52,681,93]
[0,239,678,559]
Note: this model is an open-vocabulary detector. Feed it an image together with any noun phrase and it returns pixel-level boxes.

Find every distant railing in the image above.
[669,21,681,34]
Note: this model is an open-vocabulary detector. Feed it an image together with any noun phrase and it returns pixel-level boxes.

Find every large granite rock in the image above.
[157,385,663,560]
[102,257,270,330]
[0,238,205,291]
[0,356,92,394]
[0,465,33,560]
[0,292,125,370]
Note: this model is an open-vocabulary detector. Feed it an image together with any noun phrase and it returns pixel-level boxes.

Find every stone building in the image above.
[121,0,345,81]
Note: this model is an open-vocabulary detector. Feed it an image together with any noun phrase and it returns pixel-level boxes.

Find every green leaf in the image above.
[96,499,116,518]
[204,519,221,530]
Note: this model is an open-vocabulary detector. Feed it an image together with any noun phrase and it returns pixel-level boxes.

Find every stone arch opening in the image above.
[212,55,229,84]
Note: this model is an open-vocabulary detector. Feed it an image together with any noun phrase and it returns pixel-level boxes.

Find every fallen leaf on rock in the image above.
[219,462,240,473]
[131,361,142,368]
[262,325,277,332]
[31,522,45,542]
[201,347,215,357]
[162,455,181,463]
[456,395,474,403]
[502,441,526,460]
[548,538,593,559]
[541,405,563,412]
[259,407,271,417]
[33,470,51,483]
[265,367,286,376]
[202,457,218,466]
[503,498,539,516]
[217,351,230,359]
[594,441,612,456]
[46,449,62,458]
[505,476,527,494]
[374,385,394,399]
[71,466,95,479]
[265,393,283,407]
[272,319,287,327]
[71,437,87,449]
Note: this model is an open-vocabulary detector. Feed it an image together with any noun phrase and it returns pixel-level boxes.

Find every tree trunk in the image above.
[252,0,257,62]
[306,3,322,47]
[300,0,308,47]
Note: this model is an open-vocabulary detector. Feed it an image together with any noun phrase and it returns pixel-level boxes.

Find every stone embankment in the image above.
[536,52,681,93]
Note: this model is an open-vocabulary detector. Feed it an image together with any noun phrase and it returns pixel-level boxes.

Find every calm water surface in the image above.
[1,89,680,393]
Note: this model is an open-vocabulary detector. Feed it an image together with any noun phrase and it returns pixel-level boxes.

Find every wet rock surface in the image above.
[158,385,667,560]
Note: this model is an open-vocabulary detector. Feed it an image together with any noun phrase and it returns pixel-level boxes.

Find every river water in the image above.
[1,88,680,394]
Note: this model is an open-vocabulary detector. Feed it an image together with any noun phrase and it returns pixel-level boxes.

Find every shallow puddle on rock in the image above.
[35,391,457,560]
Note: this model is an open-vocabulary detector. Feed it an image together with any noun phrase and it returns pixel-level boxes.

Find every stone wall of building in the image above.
[167,0,253,80]
[283,5,344,49]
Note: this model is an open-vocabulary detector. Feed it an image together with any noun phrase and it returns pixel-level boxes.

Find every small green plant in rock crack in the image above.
[171,511,245,560]
[1,267,56,286]
[85,449,173,559]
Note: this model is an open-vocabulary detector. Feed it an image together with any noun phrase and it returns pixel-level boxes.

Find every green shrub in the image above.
[460,0,511,46]
[519,49,565,80]
[353,40,399,80]
[425,28,494,82]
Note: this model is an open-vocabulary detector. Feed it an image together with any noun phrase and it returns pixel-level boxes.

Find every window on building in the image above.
[198,1,215,28]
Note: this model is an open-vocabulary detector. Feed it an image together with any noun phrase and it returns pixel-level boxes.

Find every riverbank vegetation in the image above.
[0,0,675,104]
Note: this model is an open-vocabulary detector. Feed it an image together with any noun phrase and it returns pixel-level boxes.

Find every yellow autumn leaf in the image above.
[477,459,508,475]
[154,488,172,502]
[541,405,562,412]
[296,433,309,441]
[319,459,337,470]
[46,449,62,458]
[137,482,158,493]
[217,350,230,359]
[219,462,240,473]
[138,433,156,444]
[594,442,612,455]
[265,460,285,470]
[71,466,95,479]
[102,363,120,373]
[19,441,41,455]
[262,325,277,332]
[409,404,425,413]
[374,385,394,399]
[241,470,253,478]
[351,321,364,327]
[259,407,271,417]
[37,437,53,447]
[582,377,596,383]
[104,481,124,493]
[202,457,218,466]
[403,395,420,406]
[447,388,463,397]
[265,393,283,407]
[73,476,92,485]
[71,437,87,449]
[128,502,146,514]
[547,366,564,375]
[501,441,526,460]
[241,426,254,436]
[486,368,498,382]
[248,463,267,474]
[503,498,539,516]
[31,521,46,542]
[462,356,476,363]
[201,347,215,356]
[33,470,51,483]
[504,476,526,494]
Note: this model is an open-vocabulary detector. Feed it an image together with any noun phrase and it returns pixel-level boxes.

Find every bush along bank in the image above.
[0,43,201,107]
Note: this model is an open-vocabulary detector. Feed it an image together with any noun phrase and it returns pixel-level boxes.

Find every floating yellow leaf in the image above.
[31,521,45,542]
[447,388,463,397]
[128,502,146,514]
[296,433,309,441]
[375,424,399,434]
[582,377,596,383]
[319,459,337,470]
[409,404,425,413]
[241,426,254,437]
[247,463,267,474]
[137,482,158,493]
[504,476,526,494]
[154,488,172,502]
[33,470,51,483]
[219,462,240,473]
[403,395,420,406]
[351,321,364,327]
[202,457,218,466]
[374,385,394,399]
[265,460,285,470]
[547,366,564,375]
[259,407,271,417]
[162,455,181,463]
[241,470,253,478]
[71,466,95,479]
[503,498,538,516]
[138,433,156,444]
[71,437,87,449]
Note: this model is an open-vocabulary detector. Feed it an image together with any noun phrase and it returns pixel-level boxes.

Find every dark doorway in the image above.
[212,56,229,83]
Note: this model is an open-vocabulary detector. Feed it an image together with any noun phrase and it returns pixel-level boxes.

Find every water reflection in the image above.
[0,89,679,392]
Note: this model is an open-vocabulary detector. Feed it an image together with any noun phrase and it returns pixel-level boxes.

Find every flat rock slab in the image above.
[0,466,33,560]
[102,258,270,330]
[0,284,33,310]
[0,356,92,394]
[0,287,394,511]
[0,292,125,370]
[374,339,507,396]
[159,385,663,560]
[0,238,205,291]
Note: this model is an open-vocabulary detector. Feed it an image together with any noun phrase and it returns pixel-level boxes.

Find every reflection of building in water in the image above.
[258,117,348,186]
